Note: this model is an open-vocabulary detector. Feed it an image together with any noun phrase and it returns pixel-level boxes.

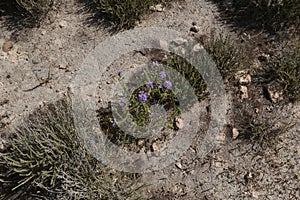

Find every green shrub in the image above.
[0,99,142,199]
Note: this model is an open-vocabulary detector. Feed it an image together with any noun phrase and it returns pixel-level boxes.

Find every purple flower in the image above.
[146,82,154,89]
[152,61,159,66]
[158,84,163,89]
[117,70,122,77]
[138,91,147,103]
[159,71,166,78]
[163,80,172,88]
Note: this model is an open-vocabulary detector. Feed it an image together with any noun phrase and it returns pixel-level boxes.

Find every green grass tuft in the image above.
[203,32,245,80]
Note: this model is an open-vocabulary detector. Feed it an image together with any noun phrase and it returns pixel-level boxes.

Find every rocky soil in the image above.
[0,0,299,199]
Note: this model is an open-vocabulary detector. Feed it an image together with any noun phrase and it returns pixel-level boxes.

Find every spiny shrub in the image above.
[0,99,142,200]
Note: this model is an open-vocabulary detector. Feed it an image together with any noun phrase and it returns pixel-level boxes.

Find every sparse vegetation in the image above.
[203,32,245,80]
[264,44,300,102]
[211,0,300,32]
[0,99,143,200]
[90,0,174,29]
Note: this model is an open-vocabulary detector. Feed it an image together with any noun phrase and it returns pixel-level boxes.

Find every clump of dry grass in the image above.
[0,99,143,200]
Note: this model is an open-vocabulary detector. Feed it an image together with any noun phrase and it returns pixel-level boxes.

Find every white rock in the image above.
[58,64,68,70]
[150,4,164,12]
[240,85,248,99]
[175,162,182,169]
[232,128,239,139]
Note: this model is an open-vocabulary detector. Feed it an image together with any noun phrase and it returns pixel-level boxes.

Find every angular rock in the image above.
[175,162,183,169]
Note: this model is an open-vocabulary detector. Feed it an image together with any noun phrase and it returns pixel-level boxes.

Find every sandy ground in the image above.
[0,0,299,199]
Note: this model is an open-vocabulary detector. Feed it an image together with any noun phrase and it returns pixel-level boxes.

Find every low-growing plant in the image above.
[267,44,300,102]
[0,99,143,199]
[90,0,173,29]
[114,56,208,129]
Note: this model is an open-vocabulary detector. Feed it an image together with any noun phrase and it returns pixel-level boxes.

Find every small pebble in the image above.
[151,143,159,151]
[150,4,164,12]
[58,20,67,28]
[190,26,200,33]
[232,128,239,139]
[2,40,13,52]
[175,162,182,169]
